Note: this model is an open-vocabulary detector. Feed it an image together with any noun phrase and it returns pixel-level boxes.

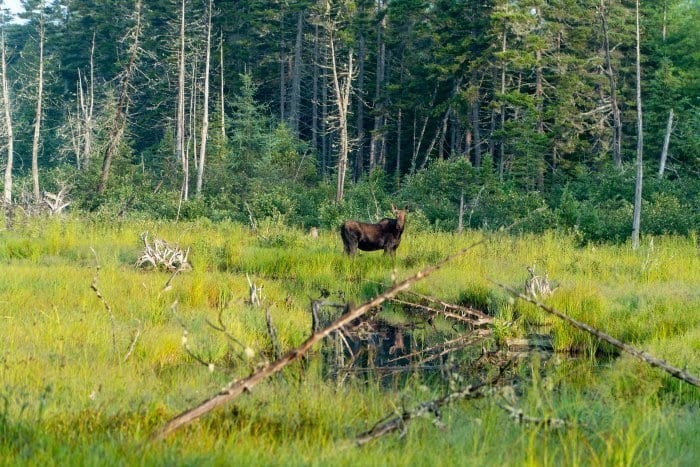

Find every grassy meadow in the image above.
[0,216,698,465]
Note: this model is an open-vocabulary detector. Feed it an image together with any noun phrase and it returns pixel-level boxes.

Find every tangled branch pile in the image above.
[135,232,191,272]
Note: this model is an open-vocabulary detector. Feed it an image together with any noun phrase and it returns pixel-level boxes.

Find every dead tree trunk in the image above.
[219,32,225,140]
[288,11,303,137]
[600,0,622,168]
[369,0,386,172]
[499,28,507,181]
[395,108,402,179]
[471,70,482,168]
[658,108,673,178]
[355,28,366,181]
[279,9,286,122]
[330,33,353,202]
[31,3,45,201]
[176,0,188,201]
[97,0,142,195]
[631,0,644,250]
[312,23,320,163]
[196,0,213,197]
[80,33,96,169]
[1,28,13,205]
[535,48,544,191]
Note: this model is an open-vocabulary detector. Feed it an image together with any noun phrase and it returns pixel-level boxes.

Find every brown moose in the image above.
[340,204,407,256]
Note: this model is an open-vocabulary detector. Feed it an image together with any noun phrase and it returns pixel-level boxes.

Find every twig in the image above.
[386,329,492,365]
[89,247,118,356]
[150,214,540,441]
[401,290,492,323]
[243,202,256,232]
[123,323,141,363]
[491,281,700,388]
[171,301,235,375]
[354,362,512,446]
[162,264,184,292]
[265,308,282,360]
[497,402,569,429]
[390,297,493,327]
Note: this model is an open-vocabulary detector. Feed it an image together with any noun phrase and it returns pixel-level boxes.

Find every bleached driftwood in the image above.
[136,232,191,272]
[43,186,71,215]
[247,273,263,306]
[525,265,557,298]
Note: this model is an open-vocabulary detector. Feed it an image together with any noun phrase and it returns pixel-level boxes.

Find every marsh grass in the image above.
[0,216,698,465]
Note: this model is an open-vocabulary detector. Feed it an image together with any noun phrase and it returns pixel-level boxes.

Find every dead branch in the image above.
[89,247,118,356]
[354,362,512,446]
[386,329,492,366]
[123,323,141,363]
[171,301,237,375]
[492,281,700,388]
[136,232,191,272]
[43,186,71,215]
[525,265,557,299]
[265,309,282,360]
[243,202,256,232]
[390,297,493,327]
[247,274,263,306]
[401,290,493,323]
[497,402,569,429]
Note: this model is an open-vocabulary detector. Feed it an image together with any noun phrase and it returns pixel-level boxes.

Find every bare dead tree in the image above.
[219,31,225,141]
[369,0,387,172]
[288,11,304,137]
[97,0,142,195]
[1,23,14,205]
[31,1,46,201]
[600,0,623,168]
[176,0,188,201]
[631,0,644,250]
[329,32,353,202]
[77,33,96,170]
[196,0,213,197]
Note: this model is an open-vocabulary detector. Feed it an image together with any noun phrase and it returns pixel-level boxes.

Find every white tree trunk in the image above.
[31,5,45,201]
[219,32,225,140]
[631,0,644,250]
[658,108,673,178]
[176,0,188,201]
[196,0,212,197]
[329,33,353,203]
[1,30,14,205]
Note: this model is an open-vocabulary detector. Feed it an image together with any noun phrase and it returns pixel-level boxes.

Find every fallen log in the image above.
[492,281,700,388]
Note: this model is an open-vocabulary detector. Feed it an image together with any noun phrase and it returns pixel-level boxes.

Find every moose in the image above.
[340,204,407,257]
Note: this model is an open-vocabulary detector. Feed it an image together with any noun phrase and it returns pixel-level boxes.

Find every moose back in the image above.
[340,205,407,256]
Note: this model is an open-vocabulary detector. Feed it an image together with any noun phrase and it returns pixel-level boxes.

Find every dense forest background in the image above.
[1,0,698,242]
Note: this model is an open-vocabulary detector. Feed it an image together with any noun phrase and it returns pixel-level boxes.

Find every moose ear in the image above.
[391,203,397,212]
[403,204,408,211]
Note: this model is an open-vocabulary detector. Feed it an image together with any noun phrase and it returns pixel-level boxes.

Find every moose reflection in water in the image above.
[340,204,407,257]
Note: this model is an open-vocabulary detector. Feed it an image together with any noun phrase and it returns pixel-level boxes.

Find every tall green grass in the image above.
[0,216,697,465]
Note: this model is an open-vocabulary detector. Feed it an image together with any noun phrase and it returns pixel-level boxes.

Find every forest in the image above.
[0,1,699,465]
[0,0,697,240]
